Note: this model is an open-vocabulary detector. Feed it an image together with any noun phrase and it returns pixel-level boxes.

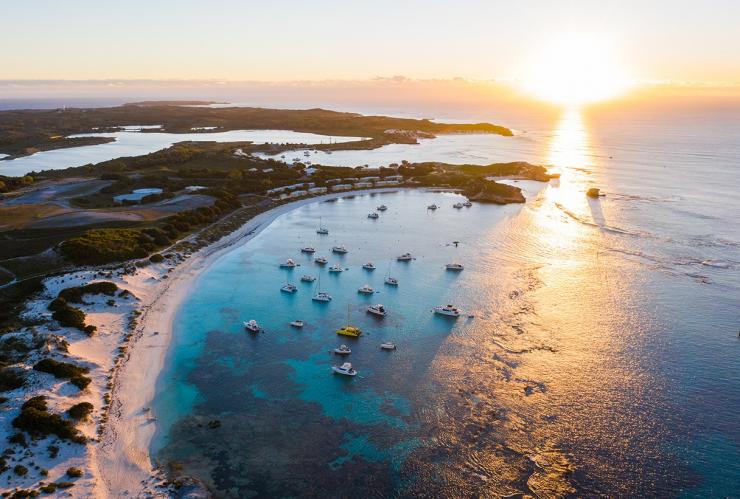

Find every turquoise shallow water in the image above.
[151,107,740,497]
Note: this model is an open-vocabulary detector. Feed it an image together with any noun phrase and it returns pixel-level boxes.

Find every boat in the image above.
[463,201,472,207]
[427,204,438,210]
[384,277,398,286]
[331,362,357,376]
[279,258,297,268]
[453,202,464,209]
[243,320,261,333]
[366,304,386,317]
[397,253,413,261]
[367,212,379,219]
[433,304,462,317]
[357,284,374,294]
[314,256,328,265]
[377,205,388,211]
[281,283,297,293]
[337,306,362,337]
[312,275,332,302]
[301,246,316,253]
[317,217,329,235]
[328,264,344,273]
[304,151,310,156]
[290,320,304,328]
[362,262,376,270]
[300,274,317,282]
[333,344,351,355]
[446,263,464,271]
[380,342,396,350]
[332,245,348,254]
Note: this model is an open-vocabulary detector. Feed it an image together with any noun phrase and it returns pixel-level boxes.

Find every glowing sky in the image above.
[1,0,739,84]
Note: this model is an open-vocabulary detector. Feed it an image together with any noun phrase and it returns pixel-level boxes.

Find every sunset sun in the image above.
[521,34,632,106]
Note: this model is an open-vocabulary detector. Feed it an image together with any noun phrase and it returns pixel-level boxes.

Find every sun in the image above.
[520,34,632,106]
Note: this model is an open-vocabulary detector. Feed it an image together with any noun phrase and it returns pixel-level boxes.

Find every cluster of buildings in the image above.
[266,176,404,200]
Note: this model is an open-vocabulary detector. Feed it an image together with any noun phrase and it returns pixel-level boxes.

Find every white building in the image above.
[361,176,381,182]
[331,184,352,192]
[353,182,372,189]
[289,190,308,198]
[308,187,328,195]
[384,175,403,181]
[374,180,400,187]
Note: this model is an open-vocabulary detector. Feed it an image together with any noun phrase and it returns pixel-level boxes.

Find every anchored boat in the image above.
[244,320,261,333]
[332,362,357,376]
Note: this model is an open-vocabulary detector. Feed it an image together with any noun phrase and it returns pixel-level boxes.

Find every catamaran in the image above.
[337,305,362,337]
[312,275,332,302]
[281,282,297,293]
[300,274,316,282]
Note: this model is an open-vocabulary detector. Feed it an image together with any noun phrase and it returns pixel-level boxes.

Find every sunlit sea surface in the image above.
[148,106,740,497]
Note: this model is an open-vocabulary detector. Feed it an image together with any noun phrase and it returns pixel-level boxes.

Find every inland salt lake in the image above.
[151,107,739,497]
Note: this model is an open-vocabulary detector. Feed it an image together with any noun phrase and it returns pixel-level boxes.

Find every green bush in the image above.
[48,297,67,312]
[66,467,83,478]
[33,359,90,391]
[56,482,75,489]
[52,305,86,330]
[0,367,26,392]
[83,325,97,336]
[9,432,27,446]
[22,396,48,411]
[39,483,58,493]
[70,376,91,390]
[12,396,86,444]
[14,464,28,476]
[149,253,164,263]
[67,402,93,420]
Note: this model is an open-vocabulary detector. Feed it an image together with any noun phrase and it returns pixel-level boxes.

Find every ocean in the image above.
[146,104,740,497]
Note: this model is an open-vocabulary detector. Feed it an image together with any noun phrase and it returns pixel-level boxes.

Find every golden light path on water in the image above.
[405,110,665,497]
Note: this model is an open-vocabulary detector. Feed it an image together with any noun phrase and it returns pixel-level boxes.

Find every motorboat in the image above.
[300,274,317,282]
[332,362,357,376]
[380,342,396,350]
[281,283,297,293]
[445,263,464,271]
[377,205,388,211]
[362,262,376,270]
[290,320,305,328]
[334,344,351,355]
[314,256,328,265]
[433,304,462,317]
[427,204,438,210]
[453,202,464,209]
[463,201,473,207]
[366,304,387,317]
[384,276,399,286]
[312,292,332,302]
[337,325,362,337]
[367,212,379,219]
[332,245,348,254]
[279,258,297,268]
[357,284,374,294]
[328,264,344,273]
[243,320,261,333]
[301,246,316,253]
[396,253,413,261]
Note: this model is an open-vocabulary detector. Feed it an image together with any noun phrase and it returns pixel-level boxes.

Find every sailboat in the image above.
[337,304,362,337]
[384,260,398,286]
[317,217,329,235]
[312,274,332,302]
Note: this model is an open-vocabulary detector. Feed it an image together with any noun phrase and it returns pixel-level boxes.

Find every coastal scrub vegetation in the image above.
[58,281,118,303]
[32,358,91,390]
[67,401,93,420]
[12,395,86,443]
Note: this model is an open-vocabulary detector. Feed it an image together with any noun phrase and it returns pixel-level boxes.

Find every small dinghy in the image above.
[244,320,261,333]
[332,362,357,376]
[380,342,396,350]
[333,344,351,355]
[290,320,304,328]
[463,201,472,207]
[427,204,438,210]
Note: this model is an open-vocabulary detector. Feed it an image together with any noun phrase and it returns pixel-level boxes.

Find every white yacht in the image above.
[301,246,316,253]
[314,256,328,265]
[333,344,351,355]
[463,201,473,207]
[397,253,413,261]
[367,212,379,219]
[453,202,464,209]
[357,284,374,294]
[300,274,316,282]
[279,258,297,268]
[384,276,399,286]
[377,205,388,211]
[433,304,462,317]
[328,264,344,273]
[445,263,464,271]
[243,320,261,333]
[332,362,357,376]
[362,262,376,270]
[313,292,332,302]
[427,204,438,210]
[281,283,297,293]
[380,342,396,350]
[332,245,348,254]
[290,320,304,328]
[366,304,387,317]
[317,217,329,235]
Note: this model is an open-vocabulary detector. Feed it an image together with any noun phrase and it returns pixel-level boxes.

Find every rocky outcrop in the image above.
[464,179,525,204]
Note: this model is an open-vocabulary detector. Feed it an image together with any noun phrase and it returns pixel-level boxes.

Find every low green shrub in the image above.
[58,282,118,303]
[66,467,83,478]
[14,464,28,476]
[12,396,85,444]
[52,305,86,330]
[0,368,26,392]
[67,402,93,420]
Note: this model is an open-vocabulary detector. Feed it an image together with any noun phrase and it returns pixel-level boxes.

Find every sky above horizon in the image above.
[2,0,739,85]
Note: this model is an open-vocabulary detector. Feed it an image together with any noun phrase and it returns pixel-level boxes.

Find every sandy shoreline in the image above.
[95,187,433,496]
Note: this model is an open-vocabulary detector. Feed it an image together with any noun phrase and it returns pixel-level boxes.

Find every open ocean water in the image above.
[149,105,740,497]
